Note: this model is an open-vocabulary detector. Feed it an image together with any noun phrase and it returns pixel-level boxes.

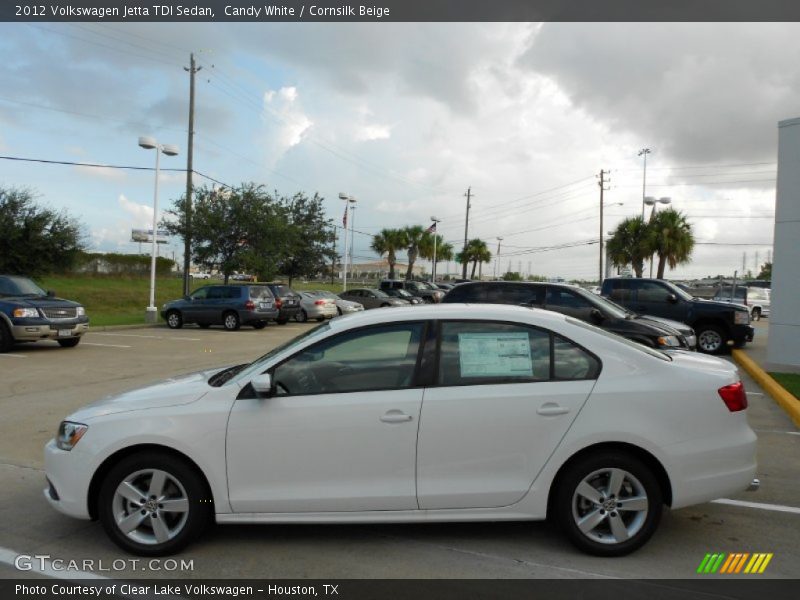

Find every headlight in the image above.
[12,307,39,318]
[56,421,88,451]
[656,335,681,347]
[75,307,85,316]
[734,311,750,325]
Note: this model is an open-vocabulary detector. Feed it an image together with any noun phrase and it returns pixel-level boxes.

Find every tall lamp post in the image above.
[430,216,441,281]
[493,237,503,280]
[638,148,651,219]
[138,136,179,323]
[338,193,356,291]
[644,196,671,278]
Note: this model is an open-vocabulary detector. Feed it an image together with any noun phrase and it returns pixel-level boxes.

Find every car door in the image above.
[416,320,599,510]
[226,321,427,513]
[634,280,685,321]
[182,286,210,323]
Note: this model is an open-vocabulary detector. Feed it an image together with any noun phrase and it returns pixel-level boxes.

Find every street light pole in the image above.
[638,148,651,219]
[494,237,503,280]
[338,193,356,291]
[139,136,179,323]
[430,216,441,281]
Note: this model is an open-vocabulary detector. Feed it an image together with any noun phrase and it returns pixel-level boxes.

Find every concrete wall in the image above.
[766,117,800,371]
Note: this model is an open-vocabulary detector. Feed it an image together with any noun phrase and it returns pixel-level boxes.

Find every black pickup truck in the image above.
[601,278,754,354]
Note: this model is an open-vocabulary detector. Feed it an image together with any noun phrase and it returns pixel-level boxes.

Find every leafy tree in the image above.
[757,262,772,280]
[277,193,337,285]
[647,208,694,279]
[456,238,492,279]
[0,187,84,276]
[607,216,650,278]
[502,271,524,281]
[370,228,406,279]
[419,233,454,277]
[402,225,428,280]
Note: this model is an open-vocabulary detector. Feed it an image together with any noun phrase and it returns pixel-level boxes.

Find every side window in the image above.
[608,280,632,303]
[206,287,225,300]
[545,288,594,320]
[553,335,601,380]
[637,281,668,303]
[190,287,209,300]
[438,321,551,386]
[485,285,544,306]
[445,285,483,302]
[272,323,425,396]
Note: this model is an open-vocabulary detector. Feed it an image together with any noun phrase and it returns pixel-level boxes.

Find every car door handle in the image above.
[380,411,413,423]
[537,403,570,416]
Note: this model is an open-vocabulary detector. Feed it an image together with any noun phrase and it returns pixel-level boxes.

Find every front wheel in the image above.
[222,311,240,331]
[166,311,183,330]
[697,324,726,354]
[97,452,211,556]
[554,452,662,556]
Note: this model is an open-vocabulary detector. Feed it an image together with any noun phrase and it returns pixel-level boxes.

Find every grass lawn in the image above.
[769,372,800,401]
[34,275,360,327]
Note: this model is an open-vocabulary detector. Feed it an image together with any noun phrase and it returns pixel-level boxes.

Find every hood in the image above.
[616,316,681,336]
[68,367,222,421]
[637,315,693,335]
[695,298,749,312]
[9,296,82,309]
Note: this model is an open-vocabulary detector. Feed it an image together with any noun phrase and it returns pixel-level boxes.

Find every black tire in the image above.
[252,321,267,330]
[554,451,662,557]
[316,316,325,322]
[222,311,240,331]
[0,322,14,353]
[696,324,727,355]
[337,307,343,316]
[296,310,308,323]
[97,452,212,556]
[751,308,761,322]
[166,311,183,330]
[198,323,211,329]
[276,318,288,325]
[57,337,81,348]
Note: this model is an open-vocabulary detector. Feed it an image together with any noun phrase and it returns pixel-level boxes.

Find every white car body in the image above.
[44,304,756,555]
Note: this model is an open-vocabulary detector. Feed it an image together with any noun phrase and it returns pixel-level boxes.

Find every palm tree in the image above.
[647,208,695,279]
[419,234,454,278]
[402,225,426,280]
[456,238,492,279]
[370,228,406,279]
[607,216,650,278]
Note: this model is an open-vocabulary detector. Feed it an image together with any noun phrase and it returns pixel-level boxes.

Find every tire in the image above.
[554,451,662,557]
[252,321,267,330]
[316,316,325,322]
[198,323,211,329]
[166,311,183,330]
[0,322,14,353]
[696,324,727,354]
[57,337,81,348]
[337,307,343,316]
[97,452,212,556]
[296,310,308,323]
[751,308,761,322]
[276,318,288,325]
[222,311,240,331]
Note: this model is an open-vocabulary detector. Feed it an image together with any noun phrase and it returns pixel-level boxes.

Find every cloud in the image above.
[355,124,392,142]
[261,85,313,160]
[73,164,127,181]
[118,193,153,227]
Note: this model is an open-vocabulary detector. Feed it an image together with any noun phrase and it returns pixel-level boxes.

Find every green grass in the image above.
[32,275,362,327]
[769,372,800,401]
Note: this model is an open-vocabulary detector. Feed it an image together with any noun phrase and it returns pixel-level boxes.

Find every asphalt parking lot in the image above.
[0,320,797,579]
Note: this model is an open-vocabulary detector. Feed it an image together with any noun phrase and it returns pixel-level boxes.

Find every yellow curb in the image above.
[732,349,800,428]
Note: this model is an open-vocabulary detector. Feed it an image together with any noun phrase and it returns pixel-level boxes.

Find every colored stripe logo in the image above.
[697,553,773,574]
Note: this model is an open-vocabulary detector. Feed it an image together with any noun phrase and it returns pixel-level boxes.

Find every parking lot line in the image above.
[91,333,202,341]
[713,498,800,515]
[81,342,132,349]
[0,546,109,580]
[0,354,26,358]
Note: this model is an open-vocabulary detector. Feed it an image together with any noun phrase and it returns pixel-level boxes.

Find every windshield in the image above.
[314,291,337,299]
[575,288,630,319]
[230,321,332,384]
[0,276,47,297]
[394,289,413,298]
[661,280,694,301]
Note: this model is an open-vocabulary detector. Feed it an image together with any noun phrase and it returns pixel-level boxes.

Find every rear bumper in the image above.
[240,308,279,324]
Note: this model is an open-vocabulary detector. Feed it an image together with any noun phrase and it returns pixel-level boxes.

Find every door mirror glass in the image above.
[251,373,273,398]
[590,308,604,324]
[666,293,678,304]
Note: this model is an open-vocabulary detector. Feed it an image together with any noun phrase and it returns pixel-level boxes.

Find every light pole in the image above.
[138,136,179,323]
[644,196,671,278]
[338,193,356,291]
[493,237,503,280]
[638,148,651,219]
[430,216,441,281]
[349,203,357,281]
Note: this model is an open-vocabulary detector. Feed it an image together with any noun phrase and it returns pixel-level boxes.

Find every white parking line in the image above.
[91,333,201,341]
[0,546,109,579]
[713,498,800,515]
[81,343,132,349]
[0,354,26,358]
[753,429,800,436]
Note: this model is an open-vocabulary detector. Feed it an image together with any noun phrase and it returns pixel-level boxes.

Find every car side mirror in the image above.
[590,308,604,324]
[666,294,678,304]
[46,290,56,297]
[251,373,273,398]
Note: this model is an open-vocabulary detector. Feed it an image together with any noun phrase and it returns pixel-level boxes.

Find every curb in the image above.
[732,349,800,428]
[89,323,165,332]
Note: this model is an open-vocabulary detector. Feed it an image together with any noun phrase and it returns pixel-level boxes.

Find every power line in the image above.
[0,154,186,173]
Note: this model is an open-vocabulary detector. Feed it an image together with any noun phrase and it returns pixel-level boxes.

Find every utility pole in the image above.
[638,148,650,219]
[183,53,201,296]
[330,227,337,284]
[598,169,610,284]
[742,252,747,274]
[462,187,472,279]
[754,250,759,275]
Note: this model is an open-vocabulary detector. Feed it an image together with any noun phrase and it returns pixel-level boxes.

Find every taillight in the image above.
[314,300,325,305]
[718,381,747,412]
[275,298,283,308]
[244,300,255,311]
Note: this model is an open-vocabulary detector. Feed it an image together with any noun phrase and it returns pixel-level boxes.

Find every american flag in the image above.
[425,222,437,234]
[342,204,348,228]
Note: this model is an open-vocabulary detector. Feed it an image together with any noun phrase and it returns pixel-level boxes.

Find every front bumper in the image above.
[11,320,89,342]
[732,325,755,344]
[43,439,92,520]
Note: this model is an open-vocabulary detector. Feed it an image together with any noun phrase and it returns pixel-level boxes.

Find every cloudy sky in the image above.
[0,21,790,280]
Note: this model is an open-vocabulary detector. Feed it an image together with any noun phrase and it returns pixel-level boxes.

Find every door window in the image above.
[272,323,425,396]
[485,284,544,306]
[635,281,668,303]
[553,335,601,380]
[189,287,209,300]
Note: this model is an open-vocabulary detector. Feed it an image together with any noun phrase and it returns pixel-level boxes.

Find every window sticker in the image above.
[458,332,534,378]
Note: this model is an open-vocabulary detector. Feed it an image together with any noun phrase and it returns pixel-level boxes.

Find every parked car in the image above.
[434,282,455,291]
[161,284,278,330]
[295,291,338,322]
[339,288,409,309]
[311,290,364,316]
[44,304,757,557]
[744,280,771,289]
[0,275,89,352]
[263,283,302,324]
[713,286,770,321]
[191,272,211,280]
[231,273,255,282]
[379,279,445,303]
[383,288,424,304]
[443,281,696,351]
[601,278,753,354]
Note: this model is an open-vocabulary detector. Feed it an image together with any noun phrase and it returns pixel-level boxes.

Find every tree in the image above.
[607,216,650,278]
[419,233,454,278]
[757,262,772,280]
[0,187,84,276]
[402,225,428,280]
[456,238,492,279]
[278,192,337,285]
[647,208,695,279]
[370,228,406,279]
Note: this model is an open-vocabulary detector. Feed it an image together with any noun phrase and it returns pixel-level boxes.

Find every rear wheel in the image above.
[252,321,267,330]
[57,337,81,348]
[751,308,761,322]
[222,311,240,331]
[337,307,343,316]
[166,311,183,330]
[296,310,308,323]
[696,324,726,354]
[554,452,662,556]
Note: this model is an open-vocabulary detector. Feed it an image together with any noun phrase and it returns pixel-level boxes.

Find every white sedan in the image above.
[44,304,757,557]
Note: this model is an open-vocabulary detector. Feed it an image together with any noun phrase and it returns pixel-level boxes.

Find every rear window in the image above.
[270,285,294,296]
[248,286,274,300]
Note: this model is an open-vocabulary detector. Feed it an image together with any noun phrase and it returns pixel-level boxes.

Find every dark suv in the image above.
[601,278,754,354]
[263,283,302,324]
[161,284,278,330]
[442,281,696,351]
[0,275,89,352]
[379,280,445,303]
